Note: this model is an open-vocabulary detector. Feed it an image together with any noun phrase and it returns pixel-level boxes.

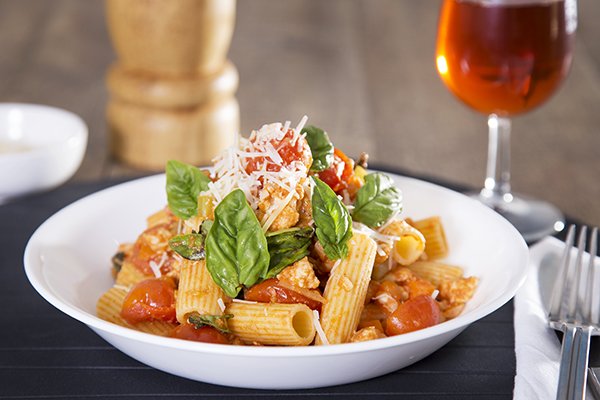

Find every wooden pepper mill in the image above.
[105,0,239,170]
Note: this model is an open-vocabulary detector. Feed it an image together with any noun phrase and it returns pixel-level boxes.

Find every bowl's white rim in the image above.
[0,103,88,160]
[23,173,528,358]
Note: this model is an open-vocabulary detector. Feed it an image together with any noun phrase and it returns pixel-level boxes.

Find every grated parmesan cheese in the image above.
[312,310,329,345]
[373,293,393,302]
[294,115,308,138]
[148,252,168,278]
[208,117,309,214]
[217,298,226,313]
[431,289,439,300]
[232,299,258,304]
[378,210,401,230]
[352,222,400,244]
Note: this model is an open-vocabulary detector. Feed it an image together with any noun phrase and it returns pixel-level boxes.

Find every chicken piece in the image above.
[382,266,416,285]
[437,276,478,320]
[350,326,386,343]
[311,241,337,273]
[372,292,398,314]
[376,280,409,303]
[440,302,464,320]
[438,276,478,304]
[257,182,305,232]
[276,257,320,289]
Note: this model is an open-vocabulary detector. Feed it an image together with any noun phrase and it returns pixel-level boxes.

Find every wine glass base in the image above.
[469,191,565,243]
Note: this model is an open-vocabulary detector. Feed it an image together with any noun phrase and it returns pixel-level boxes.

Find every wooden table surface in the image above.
[1,0,599,226]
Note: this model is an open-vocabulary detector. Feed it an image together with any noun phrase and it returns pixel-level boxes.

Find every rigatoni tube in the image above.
[226,302,315,346]
[176,259,227,324]
[381,220,426,266]
[409,216,448,260]
[316,232,377,345]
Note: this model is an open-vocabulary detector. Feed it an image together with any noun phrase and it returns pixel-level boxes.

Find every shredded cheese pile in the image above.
[207,116,310,231]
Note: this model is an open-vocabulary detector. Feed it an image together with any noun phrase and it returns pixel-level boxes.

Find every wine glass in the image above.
[435,0,577,242]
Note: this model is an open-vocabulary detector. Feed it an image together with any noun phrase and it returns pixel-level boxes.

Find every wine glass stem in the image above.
[481,114,512,203]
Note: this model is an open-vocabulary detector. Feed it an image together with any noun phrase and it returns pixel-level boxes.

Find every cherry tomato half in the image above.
[169,324,229,344]
[244,278,322,310]
[317,148,355,194]
[120,278,177,324]
[385,295,442,336]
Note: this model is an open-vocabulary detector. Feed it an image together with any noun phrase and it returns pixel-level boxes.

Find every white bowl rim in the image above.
[0,102,88,159]
[23,173,528,358]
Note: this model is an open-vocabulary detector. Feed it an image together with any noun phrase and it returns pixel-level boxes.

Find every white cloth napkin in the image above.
[513,237,562,399]
[513,236,595,399]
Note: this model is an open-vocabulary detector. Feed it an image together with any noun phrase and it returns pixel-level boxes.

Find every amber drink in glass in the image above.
[436,0,576,241]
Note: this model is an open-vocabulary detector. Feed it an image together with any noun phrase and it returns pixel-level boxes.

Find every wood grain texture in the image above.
[0,0,598,226]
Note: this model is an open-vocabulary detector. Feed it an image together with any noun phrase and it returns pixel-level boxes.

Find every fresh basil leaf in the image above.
[205,189,270,297]
[352,173,402,228]
[169,233,206,260]
[311,177,352,260]
[265,226,314,278]
[302,125,334,172]
[166,160,211,220]
[188,312,233,334]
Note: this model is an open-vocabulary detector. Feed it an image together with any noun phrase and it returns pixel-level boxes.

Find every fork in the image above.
[548,225,599,399]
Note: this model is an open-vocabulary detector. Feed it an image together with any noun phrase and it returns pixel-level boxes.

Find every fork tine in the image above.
[566,226,586,322]
[549,225,576,320]
[550,225,599,400]
[583,227,597,322]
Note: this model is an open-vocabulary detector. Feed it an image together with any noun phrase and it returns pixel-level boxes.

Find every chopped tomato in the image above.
[169,324,229,344]
[385,295,442,336]
[245,129,312,174]
[317,148,355,194]
[244,278,322,310]
[120,278,177,324]
[130,223,176,276]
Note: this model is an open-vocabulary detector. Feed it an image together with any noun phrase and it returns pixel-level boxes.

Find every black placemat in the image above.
[1,170,516,400]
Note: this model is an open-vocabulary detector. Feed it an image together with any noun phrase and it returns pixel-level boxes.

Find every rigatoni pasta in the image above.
[407,260,463,286]
[409,216,449,260]
[381,219,426,265]
[226,302,315,346]
[316,232,377,344]
[115,260,151,286]
[96,117,478,346]
[176,259,227,324]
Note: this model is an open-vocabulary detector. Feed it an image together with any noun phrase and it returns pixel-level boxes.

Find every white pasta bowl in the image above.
[0,103,87,203]
[23,173,528,389]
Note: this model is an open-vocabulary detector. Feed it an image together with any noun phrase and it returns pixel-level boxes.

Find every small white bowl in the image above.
[0,103,87,203]
[24,173,528,389]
